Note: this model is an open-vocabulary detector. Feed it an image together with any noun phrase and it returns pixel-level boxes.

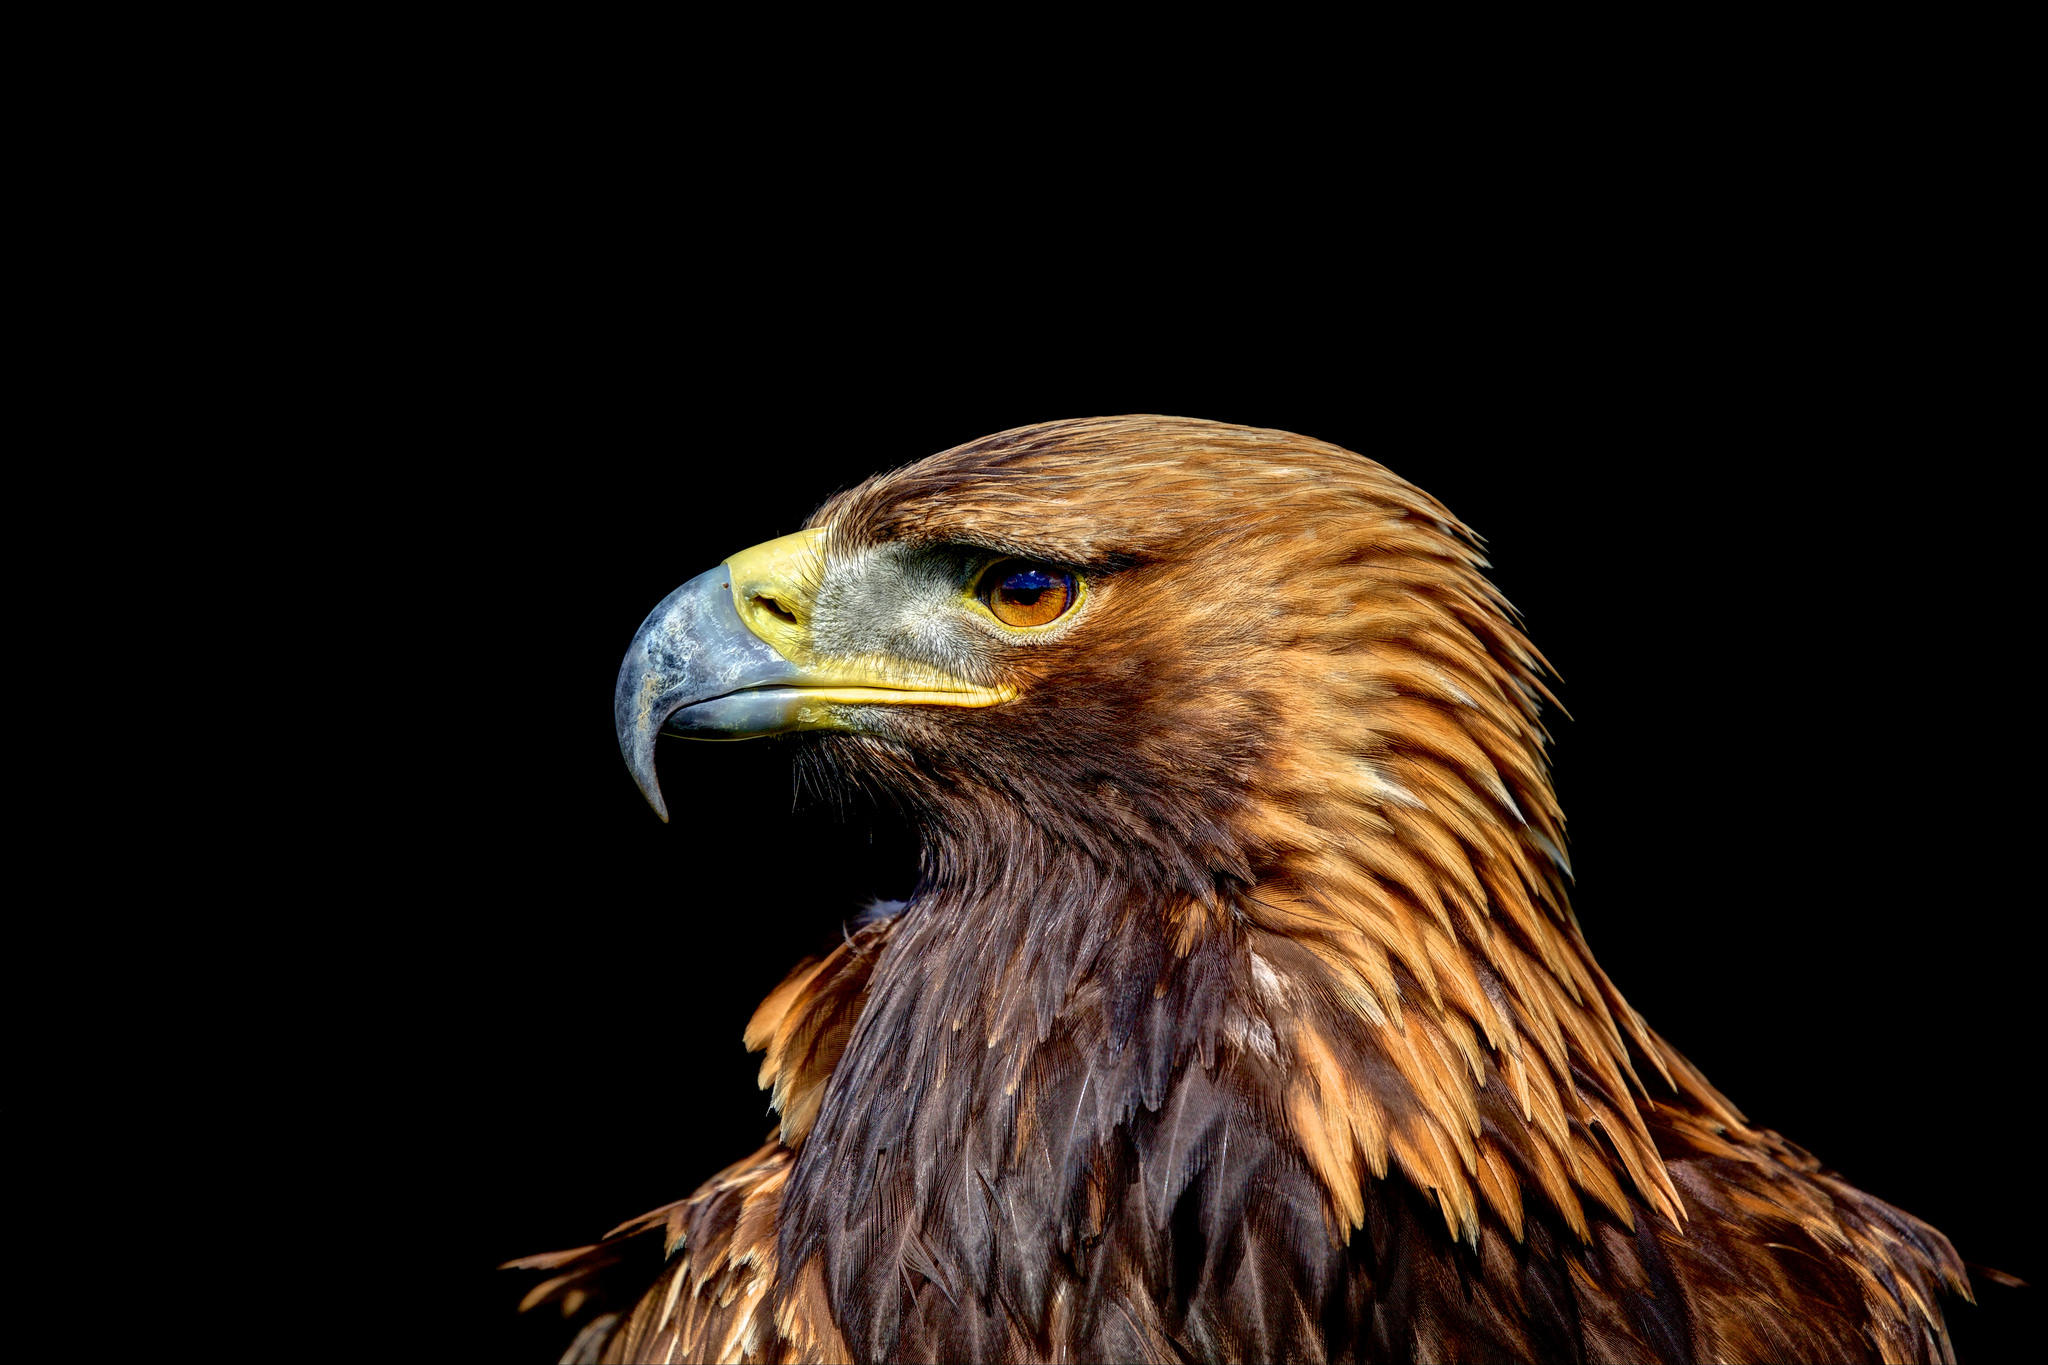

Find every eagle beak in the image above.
[614,528,1012,820]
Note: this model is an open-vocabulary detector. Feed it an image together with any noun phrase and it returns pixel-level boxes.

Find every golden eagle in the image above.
[513,416,1970,1363]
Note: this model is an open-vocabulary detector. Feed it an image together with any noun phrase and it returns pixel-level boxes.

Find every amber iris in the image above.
[979,560,1077,627]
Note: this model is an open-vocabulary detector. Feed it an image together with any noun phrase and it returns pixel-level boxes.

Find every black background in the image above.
[365,339,2034,1360]
[297,85,2039,1359]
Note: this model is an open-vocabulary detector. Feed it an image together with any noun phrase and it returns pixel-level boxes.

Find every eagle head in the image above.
[617,414,1559,912]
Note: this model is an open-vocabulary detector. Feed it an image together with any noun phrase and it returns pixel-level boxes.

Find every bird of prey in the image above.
[514,416,1971,1363]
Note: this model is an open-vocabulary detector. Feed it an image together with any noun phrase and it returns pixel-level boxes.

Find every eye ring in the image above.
[975,559,1079,629]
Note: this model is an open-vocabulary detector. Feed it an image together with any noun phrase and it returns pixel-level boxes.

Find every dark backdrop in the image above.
[359,327,2032,1360]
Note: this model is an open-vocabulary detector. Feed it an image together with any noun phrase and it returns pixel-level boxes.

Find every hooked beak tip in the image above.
[625,728,674,823]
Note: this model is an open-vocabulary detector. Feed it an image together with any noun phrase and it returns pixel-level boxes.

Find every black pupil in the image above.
[999,569,1058,606]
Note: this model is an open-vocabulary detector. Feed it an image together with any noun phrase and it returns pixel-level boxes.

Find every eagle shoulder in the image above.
[512,915,894,1363]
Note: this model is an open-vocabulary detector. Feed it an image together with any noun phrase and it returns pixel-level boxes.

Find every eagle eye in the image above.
[977,560,1077,628]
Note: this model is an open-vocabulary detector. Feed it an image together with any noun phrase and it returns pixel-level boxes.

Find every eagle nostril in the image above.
[754,593,799,626]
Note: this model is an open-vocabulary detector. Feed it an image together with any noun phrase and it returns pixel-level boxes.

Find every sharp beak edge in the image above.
[612,562,809,821]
